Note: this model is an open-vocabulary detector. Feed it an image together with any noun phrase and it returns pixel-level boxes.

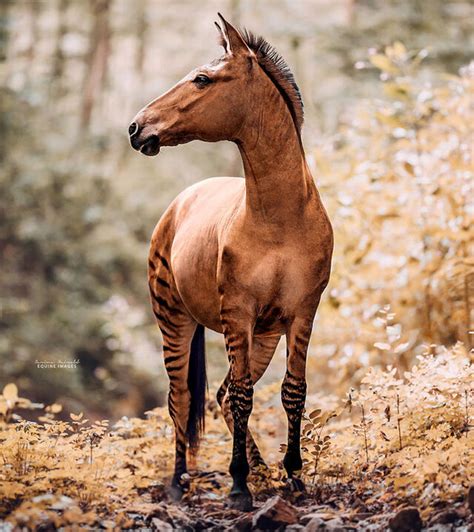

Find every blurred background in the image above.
[1,0,472,420]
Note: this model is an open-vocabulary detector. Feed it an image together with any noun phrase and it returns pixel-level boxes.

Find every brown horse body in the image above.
[130,15,333,510]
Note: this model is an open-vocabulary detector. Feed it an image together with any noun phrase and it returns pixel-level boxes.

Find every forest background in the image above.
[1,1,473,528]
[0,0,472,426]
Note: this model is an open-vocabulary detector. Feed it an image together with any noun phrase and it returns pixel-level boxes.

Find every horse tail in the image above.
[186,323,207,450]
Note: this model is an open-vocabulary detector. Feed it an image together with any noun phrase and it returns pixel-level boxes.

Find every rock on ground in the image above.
[252,495,298,530]
[388,507,423,532]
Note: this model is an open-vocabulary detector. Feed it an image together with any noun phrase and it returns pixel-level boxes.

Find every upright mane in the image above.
[241,30,304,133]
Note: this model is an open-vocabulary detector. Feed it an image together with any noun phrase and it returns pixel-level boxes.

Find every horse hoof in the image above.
[228,491,253,512]
[289,477,306,493]
[168,484,184,501]
[168,475,190,502]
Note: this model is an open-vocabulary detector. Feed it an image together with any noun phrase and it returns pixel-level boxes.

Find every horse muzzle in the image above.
[139,135,161,156]
[128,122,161,156]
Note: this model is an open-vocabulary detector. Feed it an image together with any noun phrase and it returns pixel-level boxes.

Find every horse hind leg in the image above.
[217,335,280,470]
[161,317,198,499]
[149,267,205,500]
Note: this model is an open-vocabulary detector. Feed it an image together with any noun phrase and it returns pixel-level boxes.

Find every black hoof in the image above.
[288,477,306,493]
[168,475,189,502]
[168,484,184,501]
[228,490,253,512]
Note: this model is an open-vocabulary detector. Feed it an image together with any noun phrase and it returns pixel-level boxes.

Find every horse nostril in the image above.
[128,122,139,137]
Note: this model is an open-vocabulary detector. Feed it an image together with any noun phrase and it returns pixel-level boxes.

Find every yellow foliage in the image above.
[1,344,472,527]
[1,46,472,530]
[309,53,473,396]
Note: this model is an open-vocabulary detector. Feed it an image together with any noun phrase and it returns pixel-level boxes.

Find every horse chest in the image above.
[219,244,319,313]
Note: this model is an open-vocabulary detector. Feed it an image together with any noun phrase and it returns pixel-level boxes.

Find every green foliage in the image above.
[0,90,159,415]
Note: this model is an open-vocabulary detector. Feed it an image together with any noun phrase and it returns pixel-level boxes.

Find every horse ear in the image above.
[216,13,250,56]
[214,21,229,54]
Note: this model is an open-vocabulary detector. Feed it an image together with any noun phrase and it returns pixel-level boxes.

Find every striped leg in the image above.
[148,254,197,499]
[217,335,280,469]
[163,318,197,498]
[222,318,254,511]
[282,318,313,490]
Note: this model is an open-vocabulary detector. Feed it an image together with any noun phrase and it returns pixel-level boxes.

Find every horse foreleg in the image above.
[217,335,280,469]
[282,317,313,491]
[221,316,254,511]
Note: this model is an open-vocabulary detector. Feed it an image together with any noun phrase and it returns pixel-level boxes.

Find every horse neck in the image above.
[236,88,315,226]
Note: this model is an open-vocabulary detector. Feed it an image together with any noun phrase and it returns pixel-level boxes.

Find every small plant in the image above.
[299,408,336,488]
[463,388,471,435]
[396,393,403,450]
[0,345,472,528]
[352,403,371,466]
[0,383,42,424]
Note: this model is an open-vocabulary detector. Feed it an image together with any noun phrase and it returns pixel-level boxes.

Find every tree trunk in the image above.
[52,0,69,82]
[80,0,111,130]
[135,0,147,80]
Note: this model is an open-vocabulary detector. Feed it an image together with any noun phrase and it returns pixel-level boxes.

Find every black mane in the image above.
[241,30,304,133]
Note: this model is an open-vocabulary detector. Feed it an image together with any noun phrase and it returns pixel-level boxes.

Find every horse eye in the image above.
[193,74,212,87]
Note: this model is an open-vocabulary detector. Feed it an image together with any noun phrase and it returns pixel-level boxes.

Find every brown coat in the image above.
[129,14,333,510]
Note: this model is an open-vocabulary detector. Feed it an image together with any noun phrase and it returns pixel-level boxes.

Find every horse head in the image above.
[129,14,256,156]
